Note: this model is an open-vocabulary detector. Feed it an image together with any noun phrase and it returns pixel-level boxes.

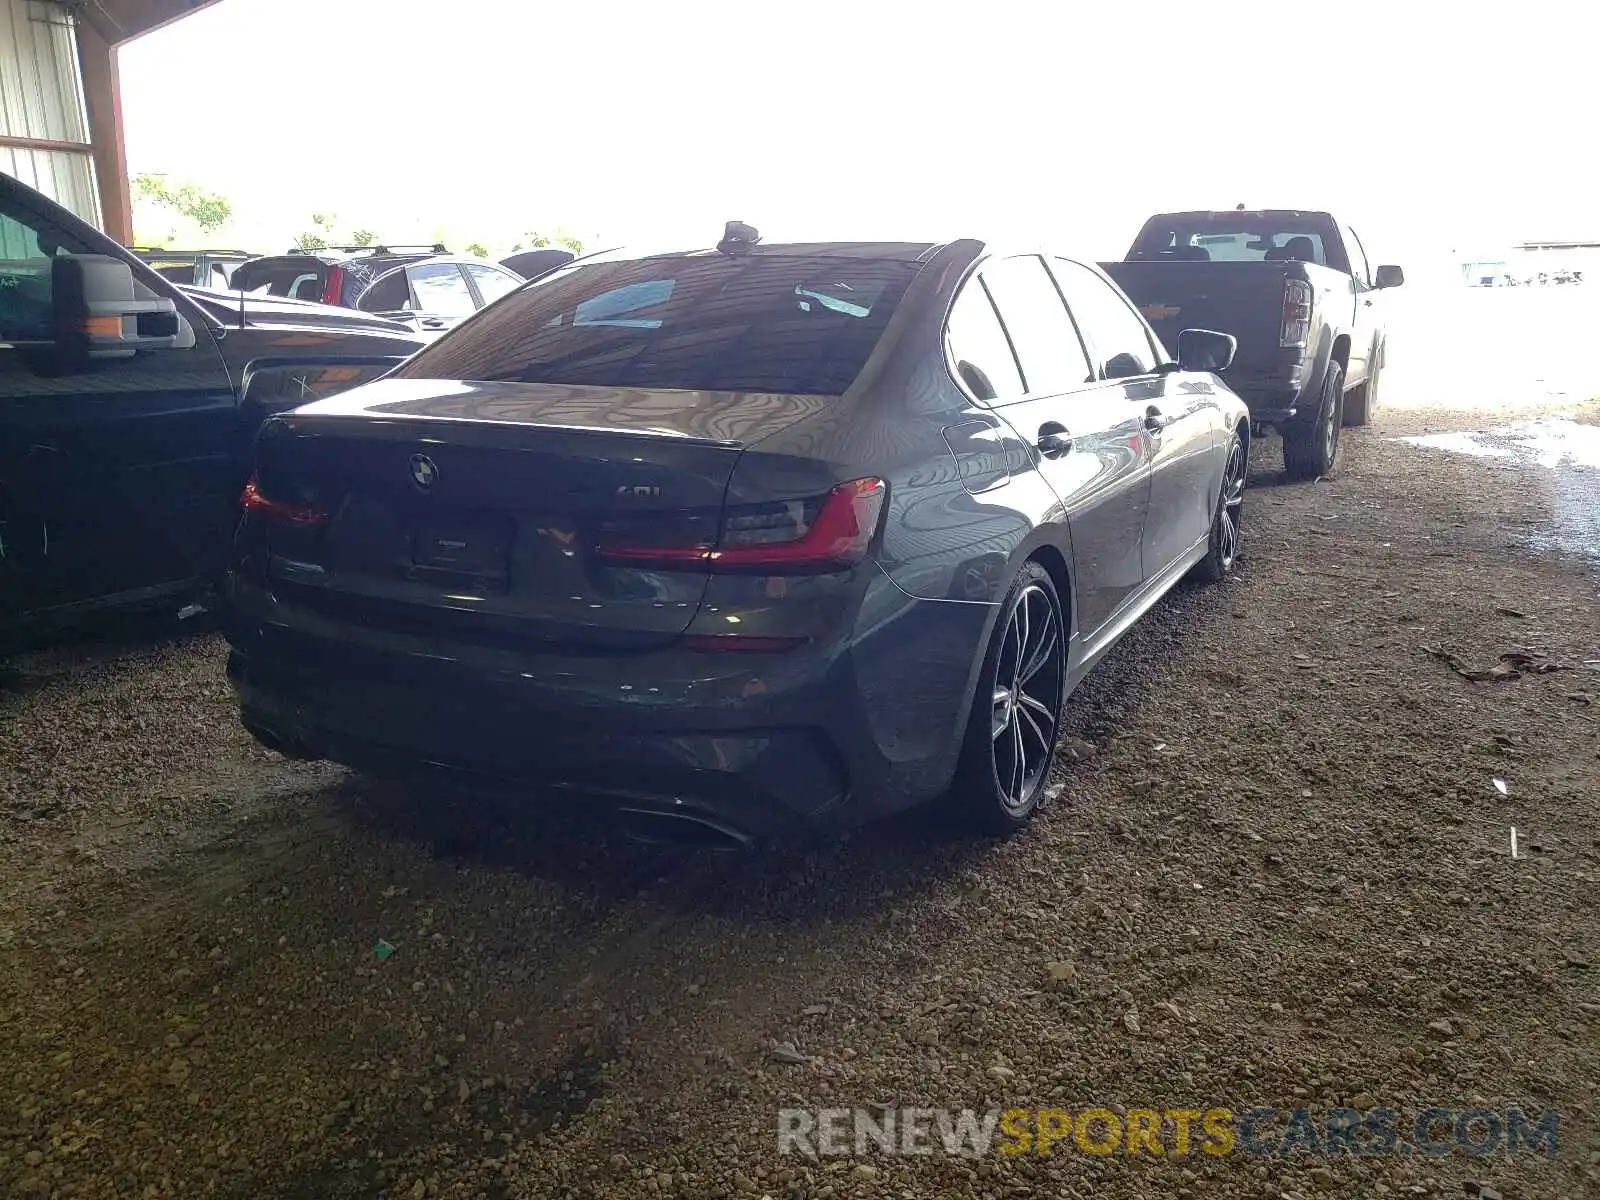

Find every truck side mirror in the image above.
[51,254,194,371]
[1176,328,1237,373]
[1373,264,1405,289]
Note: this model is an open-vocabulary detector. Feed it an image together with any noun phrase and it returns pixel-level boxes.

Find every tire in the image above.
[1189,430,1246,583]
[1283,361,1343,480]
[1343,341,1382,427]
[948,560,1068,836]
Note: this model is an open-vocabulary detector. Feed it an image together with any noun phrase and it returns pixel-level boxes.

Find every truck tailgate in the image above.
[1100,260,1296,364]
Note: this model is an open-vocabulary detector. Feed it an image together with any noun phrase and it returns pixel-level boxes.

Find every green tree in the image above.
[513,230,585,255]
[132,174,233,237]
[294,212,337,251]
[465,242,488,257]
[349,229,377,247]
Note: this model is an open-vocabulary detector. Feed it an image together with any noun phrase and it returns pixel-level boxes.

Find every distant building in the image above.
[1517,240,1600,252]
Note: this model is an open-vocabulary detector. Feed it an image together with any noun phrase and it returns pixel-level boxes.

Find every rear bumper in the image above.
[1226,357,1320,426]
[223,575,989,840]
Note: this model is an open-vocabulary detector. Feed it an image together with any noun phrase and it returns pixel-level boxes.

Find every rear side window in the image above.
[1049,259,1159,380]
[395,255,919,395]
[944,277,1024,403]
[980,255,1094,395]
[358,269,413,312]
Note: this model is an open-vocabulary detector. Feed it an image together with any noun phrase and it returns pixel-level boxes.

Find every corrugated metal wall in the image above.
[0,0,101,223]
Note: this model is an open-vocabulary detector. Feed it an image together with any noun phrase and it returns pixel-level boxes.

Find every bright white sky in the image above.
[120,0,1594,270]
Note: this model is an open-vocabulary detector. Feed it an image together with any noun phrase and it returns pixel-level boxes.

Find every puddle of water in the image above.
[1400,417,1600,468]
[1396,417,1600,565]
[1401,431,1514,459]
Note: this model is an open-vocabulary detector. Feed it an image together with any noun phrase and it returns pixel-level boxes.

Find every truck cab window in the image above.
[0,210,70,344]
[1342,225,1372,289]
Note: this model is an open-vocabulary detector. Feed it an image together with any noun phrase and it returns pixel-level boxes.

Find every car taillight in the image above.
[322,266,346,307]
[240,476,329,526]
[1280,278,1312,348]
[596,477,887,574]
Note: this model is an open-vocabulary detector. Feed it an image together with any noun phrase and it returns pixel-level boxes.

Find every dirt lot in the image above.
[2,395,1598,1199]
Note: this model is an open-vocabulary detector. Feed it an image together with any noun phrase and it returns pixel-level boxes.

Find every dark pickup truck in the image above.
[1103,210,1404,479]
[1,172,427,646]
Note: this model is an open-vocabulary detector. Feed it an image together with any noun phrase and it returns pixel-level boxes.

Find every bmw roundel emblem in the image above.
[409,453,439,491]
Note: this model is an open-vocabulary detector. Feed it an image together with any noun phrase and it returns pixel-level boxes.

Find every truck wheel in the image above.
[1283,362,1343,481]
[1343,342,1382,427]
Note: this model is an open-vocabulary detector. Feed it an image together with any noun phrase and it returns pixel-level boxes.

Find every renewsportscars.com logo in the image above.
[777,1105,1561,1160]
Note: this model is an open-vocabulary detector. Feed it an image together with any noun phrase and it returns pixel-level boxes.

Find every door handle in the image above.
[1036,422,1072,459]
[1143,407,1167,432]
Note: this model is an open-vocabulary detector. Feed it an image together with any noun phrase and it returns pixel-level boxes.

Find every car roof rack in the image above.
[129,246,259,256]
[285,242,449,256]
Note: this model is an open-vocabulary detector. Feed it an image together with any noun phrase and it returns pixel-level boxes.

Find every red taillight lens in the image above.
[596,477,887,574]
[240,476,328,526]
[322,266,346,307]
[1280,278,1312,348]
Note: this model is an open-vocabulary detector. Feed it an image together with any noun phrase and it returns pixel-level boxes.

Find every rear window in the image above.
[393,254,920,395]
[231,258,332,301]
[143,258,196,283]
[1129,217,1343,269]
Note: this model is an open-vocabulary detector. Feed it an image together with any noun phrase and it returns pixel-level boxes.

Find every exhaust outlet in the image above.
[616,807,752,851]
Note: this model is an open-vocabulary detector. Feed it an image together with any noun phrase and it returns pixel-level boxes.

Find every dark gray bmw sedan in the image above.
[224,226,1249,844]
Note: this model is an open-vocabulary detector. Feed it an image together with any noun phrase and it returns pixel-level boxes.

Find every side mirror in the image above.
[51,254,194,370]
[957,359,997,402]
[1374,264,1405,289]
[1175,328,1237,373]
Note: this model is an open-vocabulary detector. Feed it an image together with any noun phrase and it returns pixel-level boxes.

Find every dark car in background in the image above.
[500,248,576,281]
[1103,209,1404,479]
[0,171,426,647]
[131,246,259,290]
[230,245,525,335]
[224,226,1250,845]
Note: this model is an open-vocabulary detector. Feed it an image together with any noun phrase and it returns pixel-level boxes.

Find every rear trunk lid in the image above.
[249,377,827,650]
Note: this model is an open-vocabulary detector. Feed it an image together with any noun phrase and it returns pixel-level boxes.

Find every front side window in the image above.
[407,263,477,318]
[979,255,1094,395]
[1048,259,1159,380]
[0,202,87,344]
[395,254,919,395]
[1342,225,1372,288]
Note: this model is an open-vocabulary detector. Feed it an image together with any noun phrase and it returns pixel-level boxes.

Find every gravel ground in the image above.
[2,400,1597,1200]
